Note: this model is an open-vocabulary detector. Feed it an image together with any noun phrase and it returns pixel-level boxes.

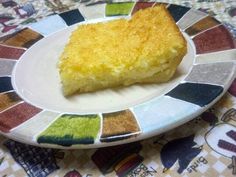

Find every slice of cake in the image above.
[58,5,187,96]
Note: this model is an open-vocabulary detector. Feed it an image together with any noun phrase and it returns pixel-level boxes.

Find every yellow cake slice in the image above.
[59,5,187,96]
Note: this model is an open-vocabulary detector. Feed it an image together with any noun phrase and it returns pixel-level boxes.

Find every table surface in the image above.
[0,0,236,177]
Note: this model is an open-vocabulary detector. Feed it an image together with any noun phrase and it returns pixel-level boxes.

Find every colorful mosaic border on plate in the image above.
[0,1,235,149]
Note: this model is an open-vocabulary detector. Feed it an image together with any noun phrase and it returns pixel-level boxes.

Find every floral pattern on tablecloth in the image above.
[0,0,236,177]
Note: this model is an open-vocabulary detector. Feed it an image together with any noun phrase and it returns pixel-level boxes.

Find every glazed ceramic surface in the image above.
[0,2,235,149]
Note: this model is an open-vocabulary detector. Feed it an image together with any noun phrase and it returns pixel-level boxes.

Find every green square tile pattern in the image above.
[106,2,135,16]
[37,114,100,146]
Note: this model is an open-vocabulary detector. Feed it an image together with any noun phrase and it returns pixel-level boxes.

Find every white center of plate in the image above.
[12,18,195,114]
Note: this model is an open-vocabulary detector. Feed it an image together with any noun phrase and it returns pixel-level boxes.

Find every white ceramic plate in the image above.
[0,2,235,149]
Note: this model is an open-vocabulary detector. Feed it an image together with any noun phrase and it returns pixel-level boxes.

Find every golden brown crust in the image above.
[59,5,187,95]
